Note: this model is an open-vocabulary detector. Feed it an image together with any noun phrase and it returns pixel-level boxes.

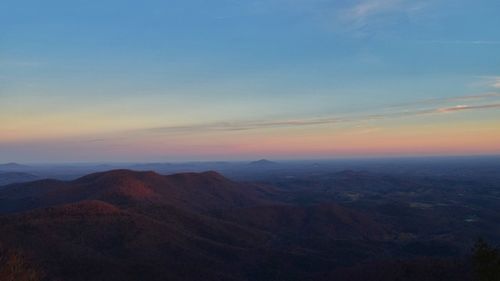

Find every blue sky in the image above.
[1,0,500,162]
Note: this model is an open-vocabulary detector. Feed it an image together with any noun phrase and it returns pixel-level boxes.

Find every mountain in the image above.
[0,169,395,281]
[248,159,277,166]
[217,203,389,240]
[0,163,31,171]
[0,199,272,281]
[0,170,276,280]
[0,172,39,186]
[0,170,271,214]
[0,169,479,281]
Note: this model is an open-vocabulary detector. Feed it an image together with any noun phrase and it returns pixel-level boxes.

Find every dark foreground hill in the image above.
[0,169,480,281]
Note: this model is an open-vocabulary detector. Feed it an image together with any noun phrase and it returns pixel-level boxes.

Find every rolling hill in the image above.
[0,169,478,281]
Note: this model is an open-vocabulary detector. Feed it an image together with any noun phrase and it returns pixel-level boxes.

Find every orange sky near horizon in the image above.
[2,107,499,162]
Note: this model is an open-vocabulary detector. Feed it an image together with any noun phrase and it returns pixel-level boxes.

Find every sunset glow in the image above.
[1,0,500,162]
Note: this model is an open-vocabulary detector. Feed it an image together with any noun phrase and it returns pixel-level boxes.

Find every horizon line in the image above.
[3,153,500,166]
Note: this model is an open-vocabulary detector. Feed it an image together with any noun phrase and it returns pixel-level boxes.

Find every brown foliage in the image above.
[0,243,43,281]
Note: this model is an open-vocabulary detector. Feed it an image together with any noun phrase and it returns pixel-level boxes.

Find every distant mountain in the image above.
[131,162,173,170]
[0,162,31,171]
[248,159,277,166]
[0,171,39,186]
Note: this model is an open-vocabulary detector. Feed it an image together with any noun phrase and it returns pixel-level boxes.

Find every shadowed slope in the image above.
[0,199,272,281]
[217,203,389,240]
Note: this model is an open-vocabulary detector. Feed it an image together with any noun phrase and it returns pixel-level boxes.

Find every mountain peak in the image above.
[0,163,30,169]
[249,159,277,165]
[75,169,160,183]
[200,170,225,178]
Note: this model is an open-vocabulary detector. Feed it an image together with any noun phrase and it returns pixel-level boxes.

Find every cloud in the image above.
[19,92,499,146]
[137,101,500,135]
[142,117,348,134]
[242,0,429,33]
[476,76,500,90]
[338,0,426,30]
[389,92,500,108]
[432,104,500,113]
[434,105,468,113]
[60,89,498,144]
[344,0,402,21]
[421,40,500,46]
[493,77,500,89]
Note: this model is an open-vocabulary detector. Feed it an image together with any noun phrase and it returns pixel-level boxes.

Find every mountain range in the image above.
[0,168,490,281]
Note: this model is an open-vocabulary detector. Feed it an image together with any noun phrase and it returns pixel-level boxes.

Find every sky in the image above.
[1,0,500,162]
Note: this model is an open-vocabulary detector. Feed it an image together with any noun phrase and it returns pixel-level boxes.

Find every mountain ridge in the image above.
[0,168,479,281]
[0,169,271,214]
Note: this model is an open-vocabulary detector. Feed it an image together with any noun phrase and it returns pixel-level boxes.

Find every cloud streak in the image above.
[138,101,500,136]
[421,40,500,46]
[344,0,402,21]
[432,104,500,113]
[338,0,426,30]
[492,77,500,89]
[388,92,500,109]
[243,0,430,33]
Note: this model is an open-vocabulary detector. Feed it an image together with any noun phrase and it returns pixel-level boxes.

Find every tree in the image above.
[472,238,500,281]
[0,243,43,281]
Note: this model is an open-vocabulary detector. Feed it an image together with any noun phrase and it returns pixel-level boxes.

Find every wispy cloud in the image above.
[15,92,500,146]
[136,100,500,136]
[475,76,500,90]
[243,0,430,33]
[344,0,402,21]
[492,77,500,89]
[432,104,500,114]
[338,0,426,30]
[388,92,500,109]
[421,40,500,46]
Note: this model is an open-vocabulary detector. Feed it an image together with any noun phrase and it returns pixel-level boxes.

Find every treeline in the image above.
[473,239,500,281]
[1,239,499,281]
